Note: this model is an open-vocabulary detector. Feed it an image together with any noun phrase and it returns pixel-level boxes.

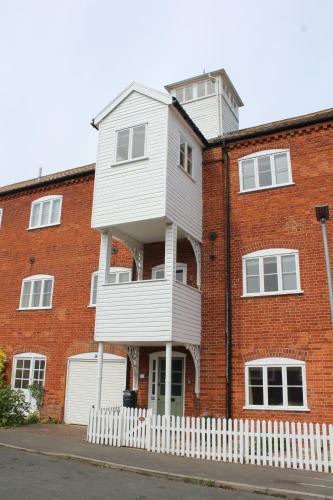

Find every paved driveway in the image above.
[0,447,272,500]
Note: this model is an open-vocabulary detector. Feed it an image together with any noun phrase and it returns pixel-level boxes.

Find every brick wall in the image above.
[200,145,227,417]
[0,173,132,419]
[204,122,333,422]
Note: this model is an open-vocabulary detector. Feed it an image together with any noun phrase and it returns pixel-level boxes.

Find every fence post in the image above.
[145,411,151,451]
[329,424,333,473]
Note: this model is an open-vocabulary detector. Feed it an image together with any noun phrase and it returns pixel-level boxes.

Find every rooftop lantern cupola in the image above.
[165,68,243,140]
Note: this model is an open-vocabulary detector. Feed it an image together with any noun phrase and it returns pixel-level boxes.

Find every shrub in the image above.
[0,349,6,387]
[28,383,44,410]
[41,416,61,424]
[25,411,39,425]
[0,384,30,427]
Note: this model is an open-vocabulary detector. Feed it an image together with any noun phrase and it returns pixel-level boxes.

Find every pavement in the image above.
[0,424,332,499]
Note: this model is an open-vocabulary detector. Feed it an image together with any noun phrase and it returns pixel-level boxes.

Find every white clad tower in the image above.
[165,68,243,139]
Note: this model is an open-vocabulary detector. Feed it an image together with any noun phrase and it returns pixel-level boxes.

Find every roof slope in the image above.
[214,107,333,143]
[0,163,95,196]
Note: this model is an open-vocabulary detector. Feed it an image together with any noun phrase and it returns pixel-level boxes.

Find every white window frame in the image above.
[179,133,194,177]
[0,208,3,227]
[29,195,63,229]
[152,263,187,284]
[174,80,217,104]
[242,249,302,297]
[89,267,132,306]
[244,357,308,411]
[239,149,293,193]
[12,352,47,390]
[114,124,147,165]
[89,271,99,307]
[19,274,55,310]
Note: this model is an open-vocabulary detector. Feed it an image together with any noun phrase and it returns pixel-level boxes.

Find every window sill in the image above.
[178,93,217,105]
[17,307,52,311]
[243,405,310,412]
[177,164,195,182]
[239,182,295,195]
[27,222,61,231]
[242,290,303,298]
[111,156,149,167]
[87,304,96,308]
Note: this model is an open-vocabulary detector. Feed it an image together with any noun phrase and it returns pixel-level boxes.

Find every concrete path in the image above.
[0,424,332,499]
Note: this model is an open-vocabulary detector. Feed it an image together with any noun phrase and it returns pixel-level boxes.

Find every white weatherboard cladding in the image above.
[94,280,201,345]
[166,109,203,241]
[94,280,172,342]
[64,356,126,425]
[222,98,239,134]
[91,91,169,229]
[181,94,220,139]
[172,282,201,344]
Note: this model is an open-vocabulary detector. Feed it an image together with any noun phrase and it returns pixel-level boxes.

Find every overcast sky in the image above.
[0,0,332,187]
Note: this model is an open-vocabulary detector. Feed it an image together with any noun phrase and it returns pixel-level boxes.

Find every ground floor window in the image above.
[12,353,46,389]
[245,357,308,410]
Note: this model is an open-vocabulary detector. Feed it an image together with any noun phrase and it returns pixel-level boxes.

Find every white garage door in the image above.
[64,352,127,425]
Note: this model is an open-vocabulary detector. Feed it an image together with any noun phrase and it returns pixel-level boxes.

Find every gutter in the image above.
[210,113,333,146]
[171,97,208,146]
[222,139,232,420]
[91,119,98,130]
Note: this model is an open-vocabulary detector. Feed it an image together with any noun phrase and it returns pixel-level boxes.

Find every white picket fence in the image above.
[87,407,152,448]
[87,407,333,473]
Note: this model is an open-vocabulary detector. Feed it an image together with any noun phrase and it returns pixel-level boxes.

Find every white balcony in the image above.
[94,279,201,346]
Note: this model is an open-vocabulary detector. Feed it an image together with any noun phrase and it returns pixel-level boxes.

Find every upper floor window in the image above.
[90,272,99,306]
[239,150,292,193]
[243,249,301,297]
[245,358,307,410]
[12,353,46,389]
[0,208,3,227]
[116,124,146,163]
[19,275,54,310]
[90,268,132,306]
[179,134,193,176]
[175,79,216,103]
[29,195,62,229]
[152,263,187,284]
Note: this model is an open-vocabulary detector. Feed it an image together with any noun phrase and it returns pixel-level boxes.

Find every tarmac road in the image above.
[0,447,277,500]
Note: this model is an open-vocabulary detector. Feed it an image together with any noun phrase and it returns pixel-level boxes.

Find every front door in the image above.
[156,357,184,417]
[12,355,46,412]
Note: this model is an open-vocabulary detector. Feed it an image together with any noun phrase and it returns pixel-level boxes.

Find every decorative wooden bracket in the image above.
[133,248,144,281]
[108,227,143,281]
[128,346,140,391]
[186,344,200,397]
[186,236,201,289]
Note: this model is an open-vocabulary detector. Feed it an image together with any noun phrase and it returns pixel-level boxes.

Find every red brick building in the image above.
[0,166,132,421]
[201,110,333,423]
[1,70,332,424]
